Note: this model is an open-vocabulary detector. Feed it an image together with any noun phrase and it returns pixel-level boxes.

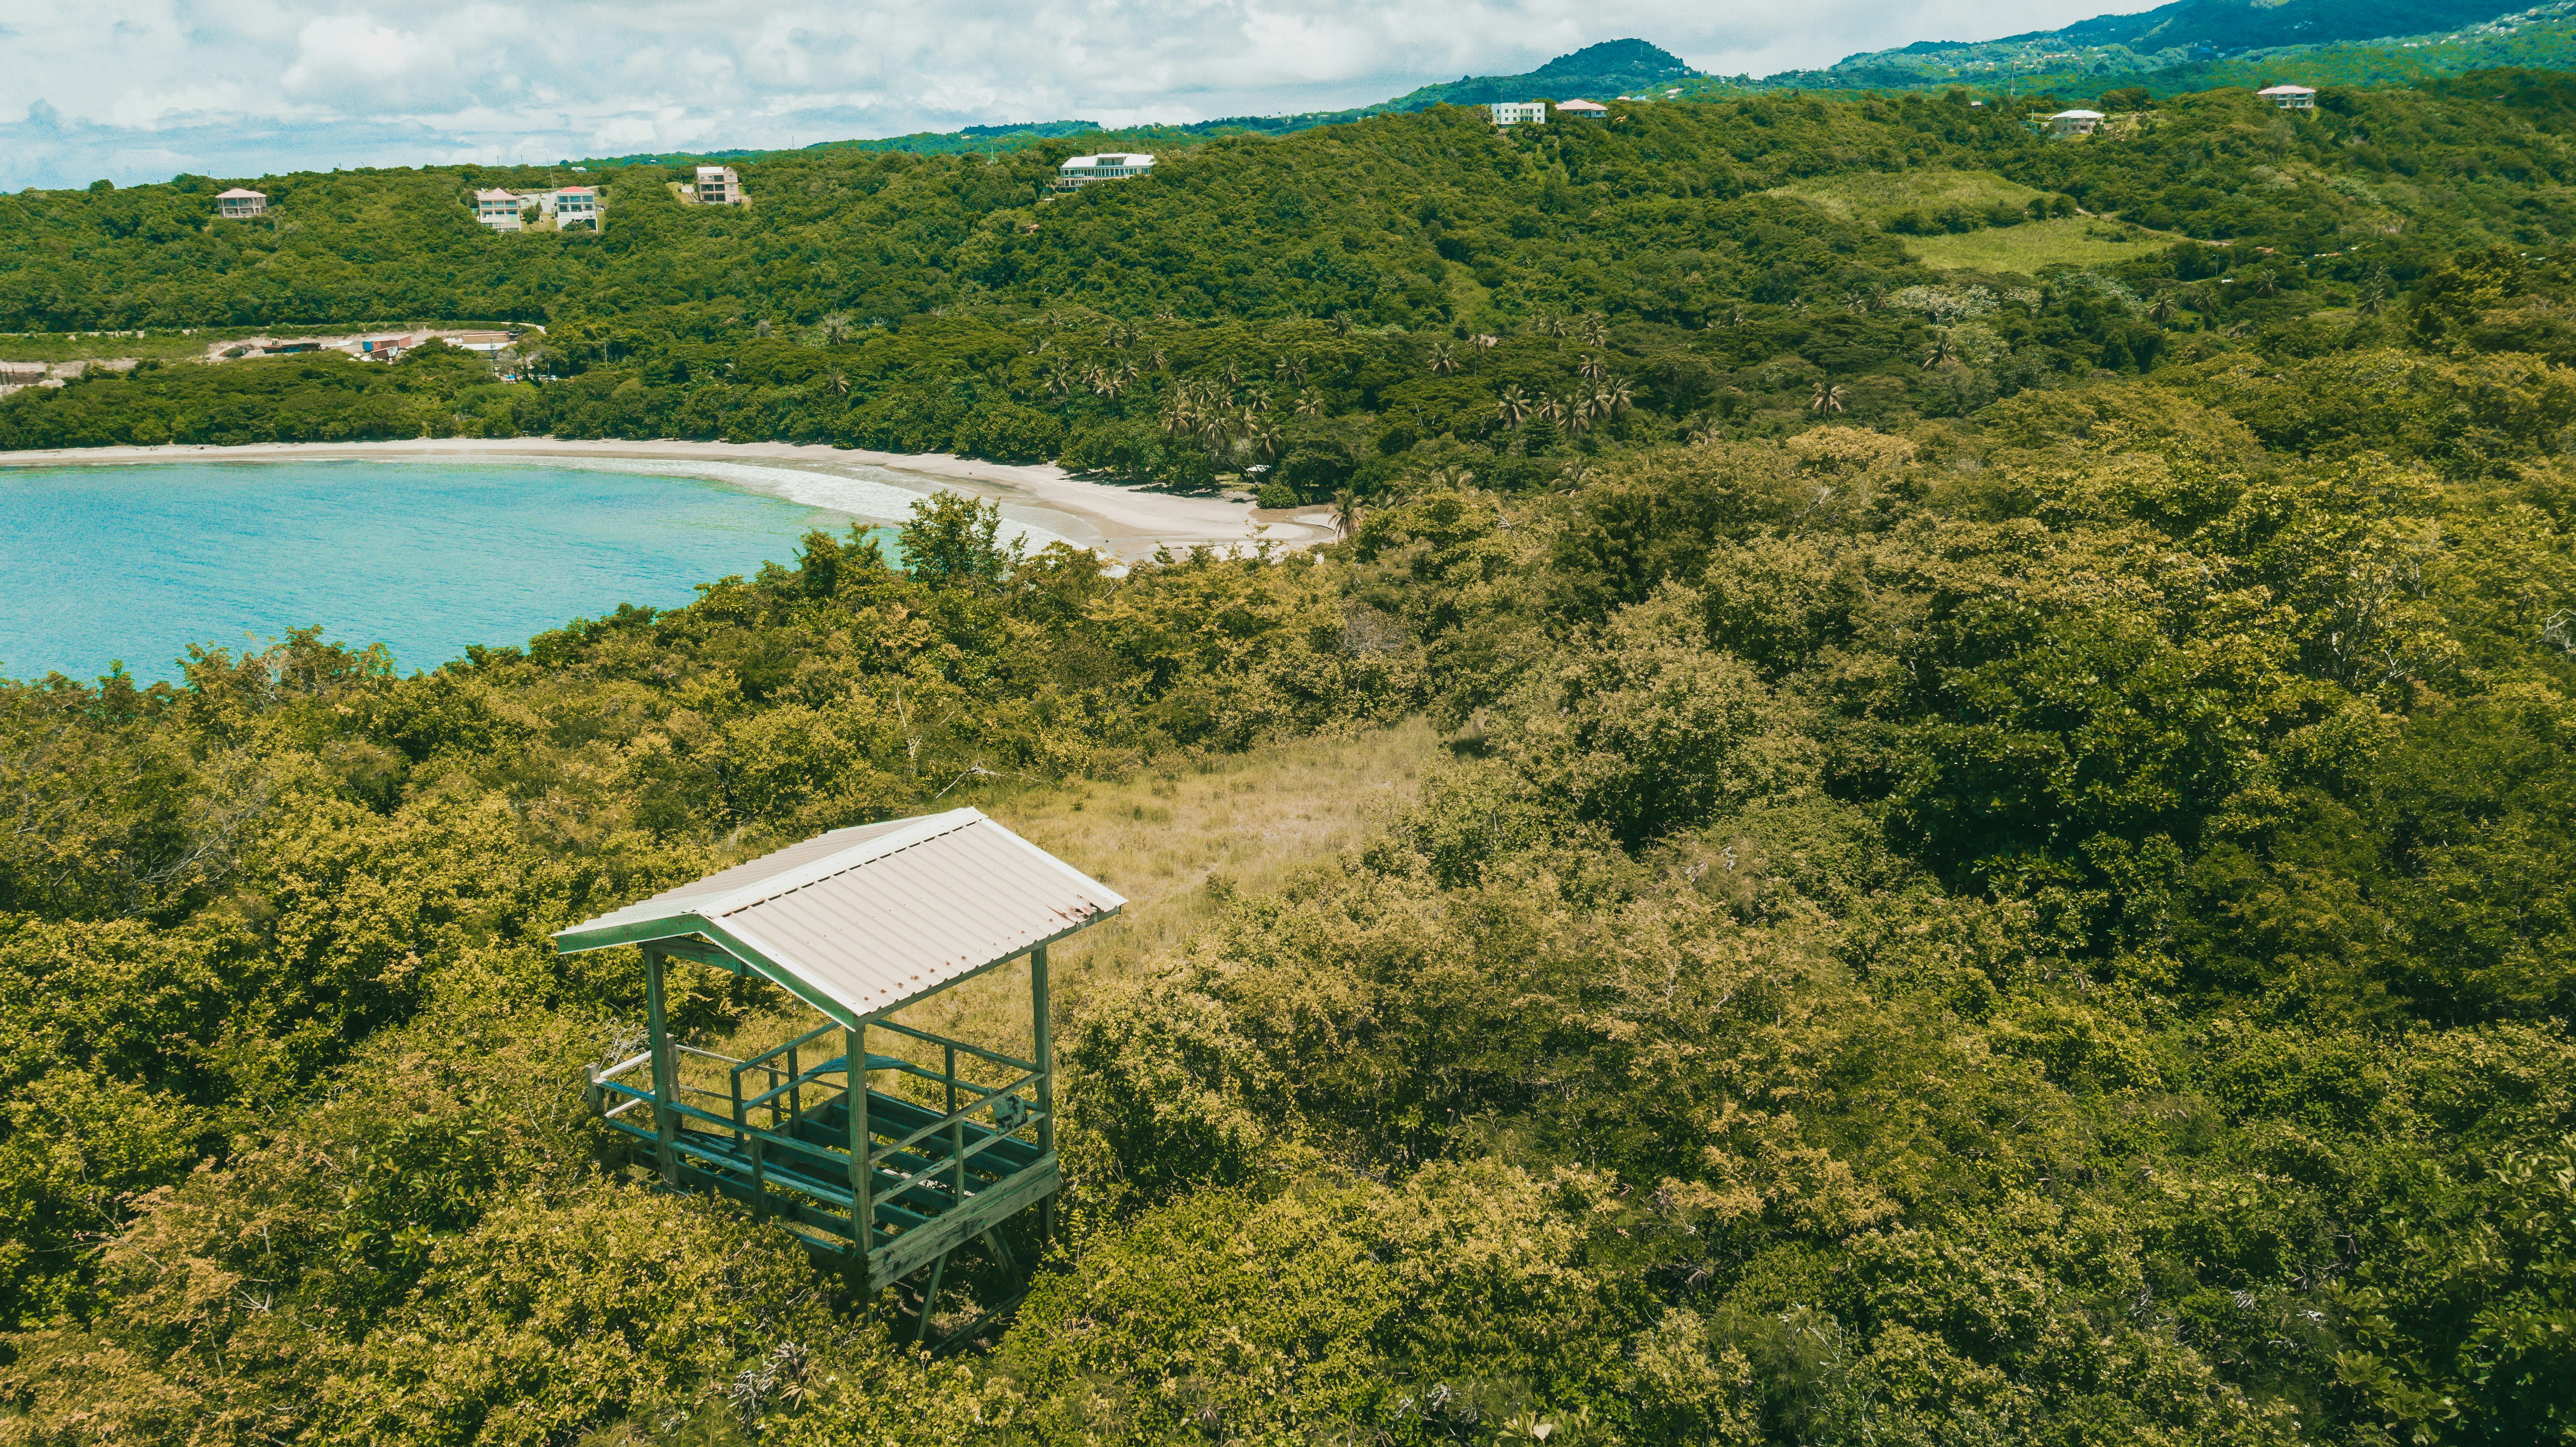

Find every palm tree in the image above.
[2147,292,2180,325]
[1578,352,1608,381]
[1331,487,1360,539]
[1542,314,1569,342]
[2359,268,2391,316]
[1495,384,1531,428]
[819,313,854,346]
[1811,380,1847,414]
[1581,313,1610,347]
[1329,312,1354,337]
[2253,270,2281,298]
[1276,354,1307,386]
[1428,343,1458,376]
[1599,377,1635,417]
[1922,332,1962,369]
[822,368,850,398]
[1221,359,1243,388]
[1296,389,1327,418]
[1470,333,1500,350]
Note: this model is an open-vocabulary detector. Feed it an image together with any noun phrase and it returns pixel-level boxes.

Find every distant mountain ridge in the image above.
[571,5,2573,171]
[1769,0,2568,91]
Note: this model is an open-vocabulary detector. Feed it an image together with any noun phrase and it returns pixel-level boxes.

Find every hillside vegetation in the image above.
[2,75,2576,1447]
[11,78,2576,502]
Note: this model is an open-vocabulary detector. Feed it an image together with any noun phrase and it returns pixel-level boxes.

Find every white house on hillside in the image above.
[537,186,603,230]
[2047,109,2105,137]
[1489,102,1546,125]
[2258,84,2317,111]
[694,166,745,205]
[474,189,526,231]
[1055,153,1155,189]
[216,188,266,219]
[1556,99,1610,120]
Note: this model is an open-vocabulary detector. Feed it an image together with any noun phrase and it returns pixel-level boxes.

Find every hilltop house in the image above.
[2047,109,2105,136]
[540,185,602,230]
[2258,84,2317,111]
[1489,101,1547,125]
[1556,99,1610,120]
[694,166,745,205]
[216,188,266,219]
[474,189,527,231]
[1054,153,1155,189]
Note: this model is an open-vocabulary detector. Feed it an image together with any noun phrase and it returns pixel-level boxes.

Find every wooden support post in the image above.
[643,945,680,1188]
[731,1059,763,1222]
[947,1042,966,1209]
[914,1252,948,1345]
[787,1044,801,1129]
[846,1021,872,1295]
[1032,945,1055,1241]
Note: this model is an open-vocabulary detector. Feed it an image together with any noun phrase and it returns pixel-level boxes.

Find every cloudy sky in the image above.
[1,0,2128,190]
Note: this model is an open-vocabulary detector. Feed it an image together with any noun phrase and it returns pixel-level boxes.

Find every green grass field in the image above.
[1902,216,2179,274]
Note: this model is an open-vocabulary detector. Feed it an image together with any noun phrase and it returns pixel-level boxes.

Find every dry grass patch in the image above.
[700,716,1443,1100]
[1767,168,2048,226]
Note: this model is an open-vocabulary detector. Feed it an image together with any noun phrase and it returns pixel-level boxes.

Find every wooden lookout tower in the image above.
[557,808,1123,1337]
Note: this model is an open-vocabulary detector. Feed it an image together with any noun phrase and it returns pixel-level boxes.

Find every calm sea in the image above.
[0,460,887,683]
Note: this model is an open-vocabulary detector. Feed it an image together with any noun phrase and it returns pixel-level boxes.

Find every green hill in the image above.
[9,72,2576,1447]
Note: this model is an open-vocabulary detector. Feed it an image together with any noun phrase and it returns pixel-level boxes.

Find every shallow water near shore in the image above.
[0,460,895,683]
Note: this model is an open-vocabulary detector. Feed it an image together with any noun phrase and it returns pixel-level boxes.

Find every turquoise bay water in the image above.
[0,461,881,683]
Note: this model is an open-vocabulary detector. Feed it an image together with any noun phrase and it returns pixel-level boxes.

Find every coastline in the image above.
[0,436,1334,562]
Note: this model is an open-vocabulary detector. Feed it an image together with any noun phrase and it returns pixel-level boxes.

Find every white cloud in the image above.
[0,0,2122,189]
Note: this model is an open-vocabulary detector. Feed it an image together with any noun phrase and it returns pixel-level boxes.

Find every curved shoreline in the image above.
[0,436,1332,562]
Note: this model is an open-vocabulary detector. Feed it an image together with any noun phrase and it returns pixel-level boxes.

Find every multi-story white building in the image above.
[216,188,266,219]
[528,185,603,230]
[694,166,745,205]
[474,189,527,231]
[2257,84,2317,111]
[1489,102,1547,126]
[1053,153,1156,190]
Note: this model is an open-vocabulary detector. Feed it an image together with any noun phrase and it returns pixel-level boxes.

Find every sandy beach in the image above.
[0,436,1333,563]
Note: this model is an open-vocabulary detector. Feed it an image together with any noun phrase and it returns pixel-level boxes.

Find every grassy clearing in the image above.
[1903,216,2177,274]
[1767,168,2048,226]
[701,717,1445,1100]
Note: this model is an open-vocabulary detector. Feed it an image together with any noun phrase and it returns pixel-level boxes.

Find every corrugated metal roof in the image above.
[555,808,1123,1021]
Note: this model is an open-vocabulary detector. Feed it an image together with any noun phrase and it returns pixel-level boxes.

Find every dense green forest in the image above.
[5,74,2576,1446]
[12,77,2576,505]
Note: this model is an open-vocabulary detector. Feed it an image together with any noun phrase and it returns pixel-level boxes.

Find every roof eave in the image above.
[551,898,1124,1026]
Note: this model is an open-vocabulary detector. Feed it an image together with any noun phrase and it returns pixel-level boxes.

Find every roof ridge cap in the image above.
[704,807,985,918]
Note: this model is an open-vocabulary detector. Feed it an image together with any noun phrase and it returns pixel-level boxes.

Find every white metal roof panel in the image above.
[555,808,1123,1020]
